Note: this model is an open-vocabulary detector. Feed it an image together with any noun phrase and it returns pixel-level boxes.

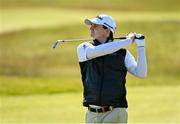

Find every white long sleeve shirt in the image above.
[77,39,147,78]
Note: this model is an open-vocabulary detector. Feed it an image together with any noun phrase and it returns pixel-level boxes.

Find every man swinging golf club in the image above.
[77,14,147,123]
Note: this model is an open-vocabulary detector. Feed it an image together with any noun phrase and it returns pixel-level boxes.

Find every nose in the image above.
[90,24,96,30]
[90,25,94,30]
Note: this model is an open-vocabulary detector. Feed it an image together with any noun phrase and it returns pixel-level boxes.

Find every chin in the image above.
[91,34,95,38]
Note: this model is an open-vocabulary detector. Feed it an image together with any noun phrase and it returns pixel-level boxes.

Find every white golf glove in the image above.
[126,32,136,43]
[135,33,145,47]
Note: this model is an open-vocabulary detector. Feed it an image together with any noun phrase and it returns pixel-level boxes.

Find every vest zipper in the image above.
[99,57,104,105]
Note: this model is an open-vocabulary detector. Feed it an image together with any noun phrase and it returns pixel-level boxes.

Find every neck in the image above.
[96,37,108,43]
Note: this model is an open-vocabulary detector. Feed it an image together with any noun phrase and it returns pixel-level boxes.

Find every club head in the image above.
[51,40,62,49]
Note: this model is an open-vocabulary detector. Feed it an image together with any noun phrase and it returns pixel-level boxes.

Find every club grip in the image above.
[115,35,145,40]
[135,35,145,39]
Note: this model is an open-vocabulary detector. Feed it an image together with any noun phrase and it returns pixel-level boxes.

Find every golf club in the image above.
[52,35,145,49]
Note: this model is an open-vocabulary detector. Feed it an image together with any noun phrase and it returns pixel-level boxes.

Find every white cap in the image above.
[84,14,116,34]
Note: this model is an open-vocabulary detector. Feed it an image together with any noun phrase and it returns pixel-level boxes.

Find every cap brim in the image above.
[84,18,115,34]
[84,19,93,25]
[84,18,102,25]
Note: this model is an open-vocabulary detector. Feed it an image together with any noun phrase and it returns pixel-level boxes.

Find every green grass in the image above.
[0,75,179,96]
[1,8,180,33]
[1,0,180,11]
[0,76,82,96]
[0,86,179,123]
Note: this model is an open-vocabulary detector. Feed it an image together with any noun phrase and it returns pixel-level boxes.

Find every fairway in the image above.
[0,86,179,123]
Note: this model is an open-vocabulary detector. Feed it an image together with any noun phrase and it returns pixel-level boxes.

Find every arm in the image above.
[86,39,132,60]
[136,47,147,78]
[77,38,133,62]
[125,47,147,78]
[125,33,147,78]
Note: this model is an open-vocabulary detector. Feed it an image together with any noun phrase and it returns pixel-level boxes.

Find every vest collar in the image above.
[93,39,112,46]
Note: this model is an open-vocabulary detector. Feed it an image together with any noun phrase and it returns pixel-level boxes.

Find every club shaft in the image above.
[60,37,126,42]
[52,36,144,49]
[59,36,144,42]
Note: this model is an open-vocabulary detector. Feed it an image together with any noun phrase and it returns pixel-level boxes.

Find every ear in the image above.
[105,29,111,37]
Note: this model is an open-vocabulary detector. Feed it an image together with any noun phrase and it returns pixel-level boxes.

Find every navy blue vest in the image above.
[79,40,128,107]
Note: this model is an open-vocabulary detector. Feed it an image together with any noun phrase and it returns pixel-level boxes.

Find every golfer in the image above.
[77,14,147,123]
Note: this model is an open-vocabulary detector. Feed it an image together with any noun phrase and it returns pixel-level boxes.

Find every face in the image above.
[90,24,110,42]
